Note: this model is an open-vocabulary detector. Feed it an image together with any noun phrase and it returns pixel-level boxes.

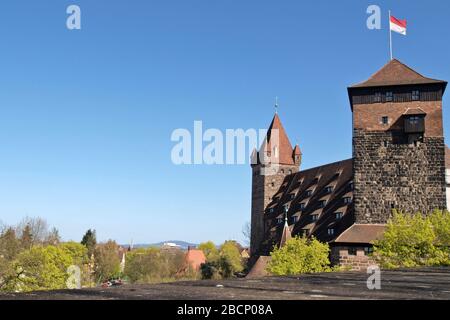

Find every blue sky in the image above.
[0,0,449,244]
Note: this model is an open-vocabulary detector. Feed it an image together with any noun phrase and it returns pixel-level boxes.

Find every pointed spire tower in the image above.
[250,110,301,258]
[279,210,292,248]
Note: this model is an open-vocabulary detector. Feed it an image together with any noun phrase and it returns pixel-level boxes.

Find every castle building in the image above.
[250,59,448,270]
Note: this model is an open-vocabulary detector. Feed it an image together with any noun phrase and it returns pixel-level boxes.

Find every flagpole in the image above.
[389,10,393,60]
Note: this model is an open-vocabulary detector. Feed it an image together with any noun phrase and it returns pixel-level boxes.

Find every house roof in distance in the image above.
[349,59,447,89]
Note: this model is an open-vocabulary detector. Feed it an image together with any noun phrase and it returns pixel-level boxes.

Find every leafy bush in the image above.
[123,248,186,283]
[267,236,331,275]
[374,210,450,268]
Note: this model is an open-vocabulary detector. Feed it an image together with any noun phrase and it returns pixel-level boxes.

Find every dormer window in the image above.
[299,202,306,210]
[289,193,296,200]
[325,186,334,194]
[268,208,274,214]
[386,91,393,102]
[349,182,354,190]
[412,90,420,101]
[335,212,344,219]
[343,197,353,204]
[311,214,319,222]
[327,228,335,236]
[318,200,327,208]
[292,216,299,223]
[305,189,313,197]
[276,217,284,224]
[382,116,389,125]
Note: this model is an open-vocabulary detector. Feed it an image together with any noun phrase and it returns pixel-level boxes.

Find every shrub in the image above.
[374,210,450,268]
[267,236,331,275]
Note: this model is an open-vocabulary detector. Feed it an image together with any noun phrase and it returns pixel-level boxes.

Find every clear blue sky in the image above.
[0,0,449,244]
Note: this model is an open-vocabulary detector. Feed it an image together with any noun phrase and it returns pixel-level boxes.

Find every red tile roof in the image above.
[349,59,446,88]
[185,249,206,271]
[261,159,354,252]
[332,224,386,244]
[257,114,297,165]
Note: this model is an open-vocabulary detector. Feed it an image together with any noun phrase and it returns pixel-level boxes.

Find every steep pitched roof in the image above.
[279,219,292,248]
[258,114,296,165]
[349,59,447,88]
[261,159,354,253]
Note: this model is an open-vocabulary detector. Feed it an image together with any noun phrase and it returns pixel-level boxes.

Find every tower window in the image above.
[412,90,420,101]
[386,91,393,102]
[382,116,389,125]
[327,228,335,236]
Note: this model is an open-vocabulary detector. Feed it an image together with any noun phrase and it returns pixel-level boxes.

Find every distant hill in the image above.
[121,241,198,250]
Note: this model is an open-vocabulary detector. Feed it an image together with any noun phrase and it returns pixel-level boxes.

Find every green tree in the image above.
[0,228,21,260]
[81,229,97,257]
[124,247,186,284]
[20,225,33,250]
[374,210,450,268]
[267,236,331,275]
[219,241,244,274]
[94,240,121,283]
[9,245,74,292]
[198,241,219,262]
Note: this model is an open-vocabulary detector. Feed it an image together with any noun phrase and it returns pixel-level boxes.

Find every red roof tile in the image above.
[332,224,386,244]
[349,59,446,88]
[257,114,296,165]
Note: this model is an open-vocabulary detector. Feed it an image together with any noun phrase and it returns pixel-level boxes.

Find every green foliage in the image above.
[200,240,244,279]
[60,241,88,265]
[20,225,33,250]
[198,241,219,262]
[81,229,97,257]
[0,228,21,260]
[267,236,331,275]
[219,241,244,273]
[9,245,74,292]
[123,247,187,283]
[374,210,450,268]
[94,240,121,283]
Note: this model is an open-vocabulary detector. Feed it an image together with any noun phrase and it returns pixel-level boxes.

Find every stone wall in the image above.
[250,164,298,257]
[330,246,378,271]
[353,129,446,223]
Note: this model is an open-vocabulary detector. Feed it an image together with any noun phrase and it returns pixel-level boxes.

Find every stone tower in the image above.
[348,59,447,223]
[250,113,301,257]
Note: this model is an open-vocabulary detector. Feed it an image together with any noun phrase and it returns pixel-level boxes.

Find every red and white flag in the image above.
[390,15,407,35]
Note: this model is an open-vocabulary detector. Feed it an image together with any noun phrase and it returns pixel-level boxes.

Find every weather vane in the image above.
[275,96,279,114]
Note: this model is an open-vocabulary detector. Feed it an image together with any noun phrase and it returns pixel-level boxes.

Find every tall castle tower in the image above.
[348,59,448,223]
[250,113,301,257]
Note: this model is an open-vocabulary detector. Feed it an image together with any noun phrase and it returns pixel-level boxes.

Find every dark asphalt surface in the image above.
[1,267,449,300]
